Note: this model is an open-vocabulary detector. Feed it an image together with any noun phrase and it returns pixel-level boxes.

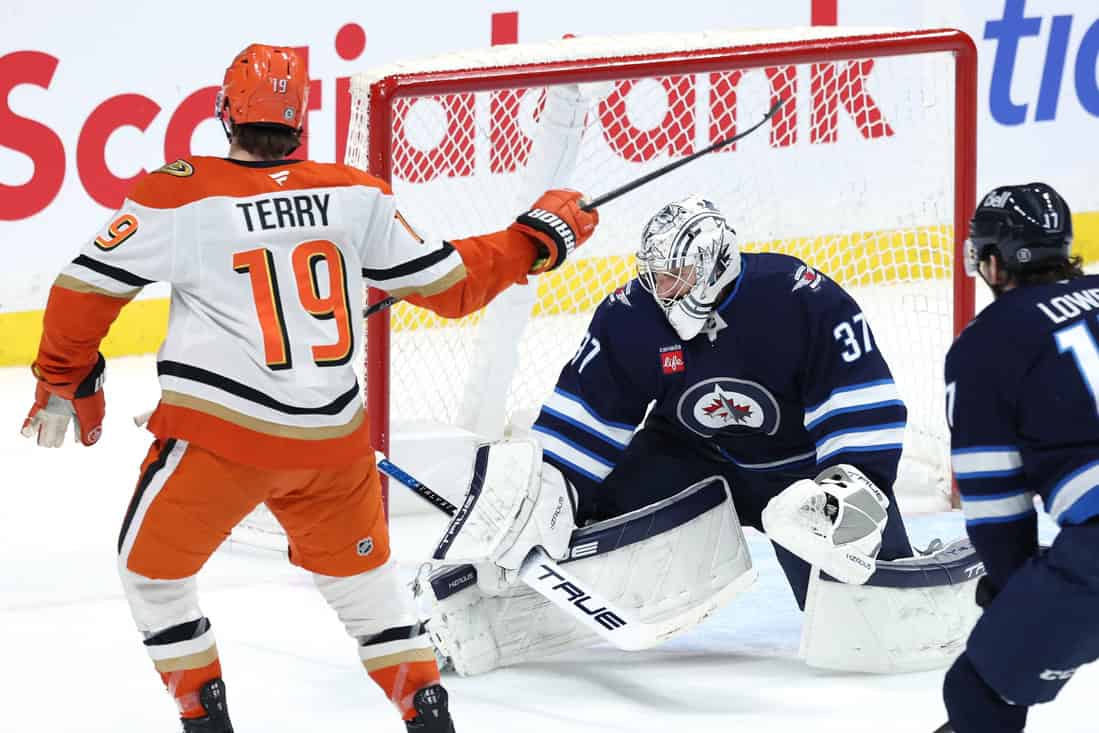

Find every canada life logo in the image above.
[1,11,895,223]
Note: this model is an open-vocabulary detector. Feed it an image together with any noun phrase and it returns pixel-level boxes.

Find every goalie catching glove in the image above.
[762,464,889,585]
[431,438,577,581]
[510,189,599,275]
[21,353,106,447]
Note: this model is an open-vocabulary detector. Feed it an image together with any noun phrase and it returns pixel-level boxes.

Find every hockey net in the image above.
[234,27,976,547]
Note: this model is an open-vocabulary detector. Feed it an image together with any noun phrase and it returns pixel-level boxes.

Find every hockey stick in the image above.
[578,95,786,212]
[375,454,753,651]
[361,97,787,318]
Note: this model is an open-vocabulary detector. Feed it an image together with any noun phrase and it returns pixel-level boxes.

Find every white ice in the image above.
[2,356,1094,732]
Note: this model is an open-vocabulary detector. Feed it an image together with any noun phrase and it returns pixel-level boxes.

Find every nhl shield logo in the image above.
[676,377,781,437]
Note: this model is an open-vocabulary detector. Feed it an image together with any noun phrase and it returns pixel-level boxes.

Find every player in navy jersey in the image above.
[935,183,1099,733]
[531,195,915,608]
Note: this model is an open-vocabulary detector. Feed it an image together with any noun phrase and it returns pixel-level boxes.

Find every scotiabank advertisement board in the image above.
[1,0,1098,363]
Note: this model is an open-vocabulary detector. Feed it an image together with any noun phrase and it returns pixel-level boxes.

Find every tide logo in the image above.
[985,0,1099,125]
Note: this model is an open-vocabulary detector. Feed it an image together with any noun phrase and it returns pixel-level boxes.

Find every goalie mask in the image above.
[637,195,741,341]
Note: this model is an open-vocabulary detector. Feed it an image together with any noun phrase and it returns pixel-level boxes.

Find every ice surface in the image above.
[1,356,1093,731]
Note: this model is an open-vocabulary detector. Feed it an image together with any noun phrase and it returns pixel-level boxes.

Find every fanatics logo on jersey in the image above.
[269,170,290,186]
[677,377,781,437]
[356,537,374,556]
[791,264,823,292]
[660,344,685,374]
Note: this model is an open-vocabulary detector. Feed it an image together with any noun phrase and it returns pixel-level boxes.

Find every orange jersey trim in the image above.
[132,156,390,210]
[403,229,538,318]
[147,402,373,469]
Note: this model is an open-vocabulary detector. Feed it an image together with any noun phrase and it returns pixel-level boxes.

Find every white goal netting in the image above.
[234,27,975,545]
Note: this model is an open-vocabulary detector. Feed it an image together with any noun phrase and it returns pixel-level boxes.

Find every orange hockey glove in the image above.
[510,189,599,275]
[21,354,106,447]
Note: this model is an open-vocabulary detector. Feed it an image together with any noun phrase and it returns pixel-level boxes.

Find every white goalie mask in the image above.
[636,195,742,340]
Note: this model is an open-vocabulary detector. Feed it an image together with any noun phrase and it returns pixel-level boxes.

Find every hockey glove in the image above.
[762,464,889,585]
[510,189,599,274]
[975,575,998,609]
[21,353,106,447]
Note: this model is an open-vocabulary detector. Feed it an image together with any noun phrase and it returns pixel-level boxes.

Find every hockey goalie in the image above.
[414,196,984,676]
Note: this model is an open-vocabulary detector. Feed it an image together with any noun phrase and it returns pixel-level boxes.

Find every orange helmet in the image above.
[216,44,308,132]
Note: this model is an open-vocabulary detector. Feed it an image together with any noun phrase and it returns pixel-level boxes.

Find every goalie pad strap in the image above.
[801,538,984,674]
[429,476,729,601]
[858,539,985,588]
[432,445,490,560]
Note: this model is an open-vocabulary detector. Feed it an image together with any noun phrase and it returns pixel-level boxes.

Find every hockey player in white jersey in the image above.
[412,196,982,677]
[19,44,597,732]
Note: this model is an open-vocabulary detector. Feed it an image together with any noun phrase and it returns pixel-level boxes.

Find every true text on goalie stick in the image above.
[374,453,719,651]
[361,98,788,318]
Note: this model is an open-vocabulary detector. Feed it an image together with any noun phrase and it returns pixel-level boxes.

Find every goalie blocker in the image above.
[413,445,983,676]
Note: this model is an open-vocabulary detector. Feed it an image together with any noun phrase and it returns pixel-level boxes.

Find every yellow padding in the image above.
[0,298,169,367]
[2,212,1097,367]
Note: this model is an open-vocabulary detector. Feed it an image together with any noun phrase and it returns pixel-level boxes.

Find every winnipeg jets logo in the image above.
[701,311,727,343]
[676,378,781,437]
[608,282,633,307]
[269,170,290,186]
[792,264,823,292]
[701,385,755,425]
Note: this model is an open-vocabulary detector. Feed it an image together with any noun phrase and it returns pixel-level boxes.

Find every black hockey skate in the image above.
[405,684,455,732]
[181,678,234,733]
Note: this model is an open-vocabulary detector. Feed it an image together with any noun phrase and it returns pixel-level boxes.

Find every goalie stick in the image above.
[375,453,748,651]
[361,97,787,318]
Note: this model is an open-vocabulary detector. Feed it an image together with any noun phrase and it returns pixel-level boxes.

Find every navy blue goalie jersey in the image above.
[532,252,908,512]
[945,274,1099,587]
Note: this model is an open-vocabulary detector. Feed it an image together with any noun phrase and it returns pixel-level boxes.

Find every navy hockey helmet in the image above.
[965,182,1072,276]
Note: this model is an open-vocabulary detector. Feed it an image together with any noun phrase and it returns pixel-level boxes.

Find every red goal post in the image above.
[347,27,977,513]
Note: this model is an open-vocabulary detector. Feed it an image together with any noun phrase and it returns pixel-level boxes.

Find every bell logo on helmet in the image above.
[982,190,1012,208]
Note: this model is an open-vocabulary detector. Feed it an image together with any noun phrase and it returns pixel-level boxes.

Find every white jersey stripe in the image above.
[804,380,902,430]
[951,447,1024,478]
[1048,460,1099,523]
[815,423,905,462]
[543,389,635,449]
[962,491,1036,523]
[534,426,614,482]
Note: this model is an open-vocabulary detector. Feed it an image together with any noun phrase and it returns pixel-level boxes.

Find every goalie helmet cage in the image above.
[347,27,977,513]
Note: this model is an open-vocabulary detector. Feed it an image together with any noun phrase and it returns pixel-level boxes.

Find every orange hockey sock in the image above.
[160,658,223,719]
[367,658,441,720]
[144,618,223,719]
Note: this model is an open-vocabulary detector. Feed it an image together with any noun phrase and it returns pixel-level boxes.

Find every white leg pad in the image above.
[799,538,984,673]
[420,476,755,675]
[314,559,421,641]
[119,565,203,636]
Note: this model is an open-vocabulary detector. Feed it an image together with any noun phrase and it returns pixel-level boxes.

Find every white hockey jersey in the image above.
[33,156,540,467]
